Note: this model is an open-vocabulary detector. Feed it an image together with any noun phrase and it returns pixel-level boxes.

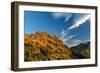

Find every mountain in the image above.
[70,42,90,59]
[24,32,73,61]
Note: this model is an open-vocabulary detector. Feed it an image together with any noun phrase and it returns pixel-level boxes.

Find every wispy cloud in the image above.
[52,12,74,42]
[72,39,82,44]
[68,14,90,30]
[61,30,66,36]
[52,12,90,45]
[62,35,75,42]
[60,28,76,43]
[60,29,66,40]
[60,29,75,42]
[52,12,72,22]
[67,39,82,47]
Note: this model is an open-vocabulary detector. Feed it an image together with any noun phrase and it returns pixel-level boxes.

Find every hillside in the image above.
[70,42,90,59]
[24,32,73,61]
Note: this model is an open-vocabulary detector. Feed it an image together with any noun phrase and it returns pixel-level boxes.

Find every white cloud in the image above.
[64,14,72,22]
[61,30,66,36]
[60,29,75,42]
[52,12,64,19]
[60,29,66,39]
[67,39,82,47]
[68,14,90,30]
[72,39,82,44]
[62,35,75,42]
[52,12,72,22]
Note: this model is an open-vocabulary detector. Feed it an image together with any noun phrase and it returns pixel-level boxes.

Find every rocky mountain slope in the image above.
[70,42,90,59]
[24,32,73,61]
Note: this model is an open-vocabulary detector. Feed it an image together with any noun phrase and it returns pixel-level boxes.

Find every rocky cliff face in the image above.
[24,32,73,61]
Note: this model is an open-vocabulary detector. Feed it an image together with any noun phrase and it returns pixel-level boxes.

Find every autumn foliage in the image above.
[24,32,73,61]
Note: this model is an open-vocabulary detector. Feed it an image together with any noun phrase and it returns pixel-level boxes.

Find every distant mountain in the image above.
[24,32,73,61]
[70,41,90,59]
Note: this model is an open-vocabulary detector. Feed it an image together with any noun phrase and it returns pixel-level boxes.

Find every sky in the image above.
[24,11,90,47]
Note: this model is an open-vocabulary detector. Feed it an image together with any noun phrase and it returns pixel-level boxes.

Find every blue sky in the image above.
[24,11,90,47]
